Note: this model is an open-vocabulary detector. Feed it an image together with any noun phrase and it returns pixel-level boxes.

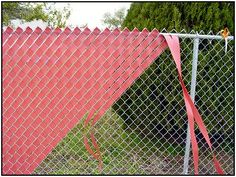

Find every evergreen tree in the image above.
[122,2,234,33]
[113,2,234,149]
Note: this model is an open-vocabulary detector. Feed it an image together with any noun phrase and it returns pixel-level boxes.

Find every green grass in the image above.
[34,109,165,174]
[34,110,146,174]
[34,109,233,175]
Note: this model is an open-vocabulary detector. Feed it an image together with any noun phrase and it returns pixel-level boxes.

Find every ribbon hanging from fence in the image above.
[163,35,224,174]
[3,27,223,174]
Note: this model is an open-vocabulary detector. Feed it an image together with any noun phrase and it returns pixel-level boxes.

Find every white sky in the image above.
[8,2,131,30]
[55,2,131,29]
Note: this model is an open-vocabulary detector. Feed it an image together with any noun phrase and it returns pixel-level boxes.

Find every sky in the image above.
[55,3,131,29]
[10,2,131,30]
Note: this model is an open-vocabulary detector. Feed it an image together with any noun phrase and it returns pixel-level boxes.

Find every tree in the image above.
[102,8,126,29]
[122,2,234,33]
[113,2,234,148]
[2,2,71,28]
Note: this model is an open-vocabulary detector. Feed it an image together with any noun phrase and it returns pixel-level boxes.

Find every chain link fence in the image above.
[3,27,234,175]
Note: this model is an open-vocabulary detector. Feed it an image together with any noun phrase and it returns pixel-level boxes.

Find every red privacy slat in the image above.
[3,27,167,174]
[2,27,223,174]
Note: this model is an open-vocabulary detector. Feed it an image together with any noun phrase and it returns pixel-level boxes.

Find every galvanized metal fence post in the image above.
[183,34,200,174]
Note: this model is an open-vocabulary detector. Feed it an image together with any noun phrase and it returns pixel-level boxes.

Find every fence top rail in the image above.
[160,32,234,41]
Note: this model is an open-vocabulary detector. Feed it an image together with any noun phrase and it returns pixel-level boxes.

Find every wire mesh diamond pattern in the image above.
[2,27,234,175]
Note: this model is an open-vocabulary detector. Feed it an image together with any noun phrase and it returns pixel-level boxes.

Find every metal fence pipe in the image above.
[160,33,234,40]
[183,36,200,174]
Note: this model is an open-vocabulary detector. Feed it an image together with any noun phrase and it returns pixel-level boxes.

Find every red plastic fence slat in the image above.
[0,27,144,173]
[3,27,13,43]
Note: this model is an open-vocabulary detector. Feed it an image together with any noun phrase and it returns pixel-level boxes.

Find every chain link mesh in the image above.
[3,27,234,175]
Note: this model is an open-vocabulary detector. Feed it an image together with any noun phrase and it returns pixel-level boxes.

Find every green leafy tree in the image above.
[102,7,126,29]
[113,2,234,149]
[2,2,71,28]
